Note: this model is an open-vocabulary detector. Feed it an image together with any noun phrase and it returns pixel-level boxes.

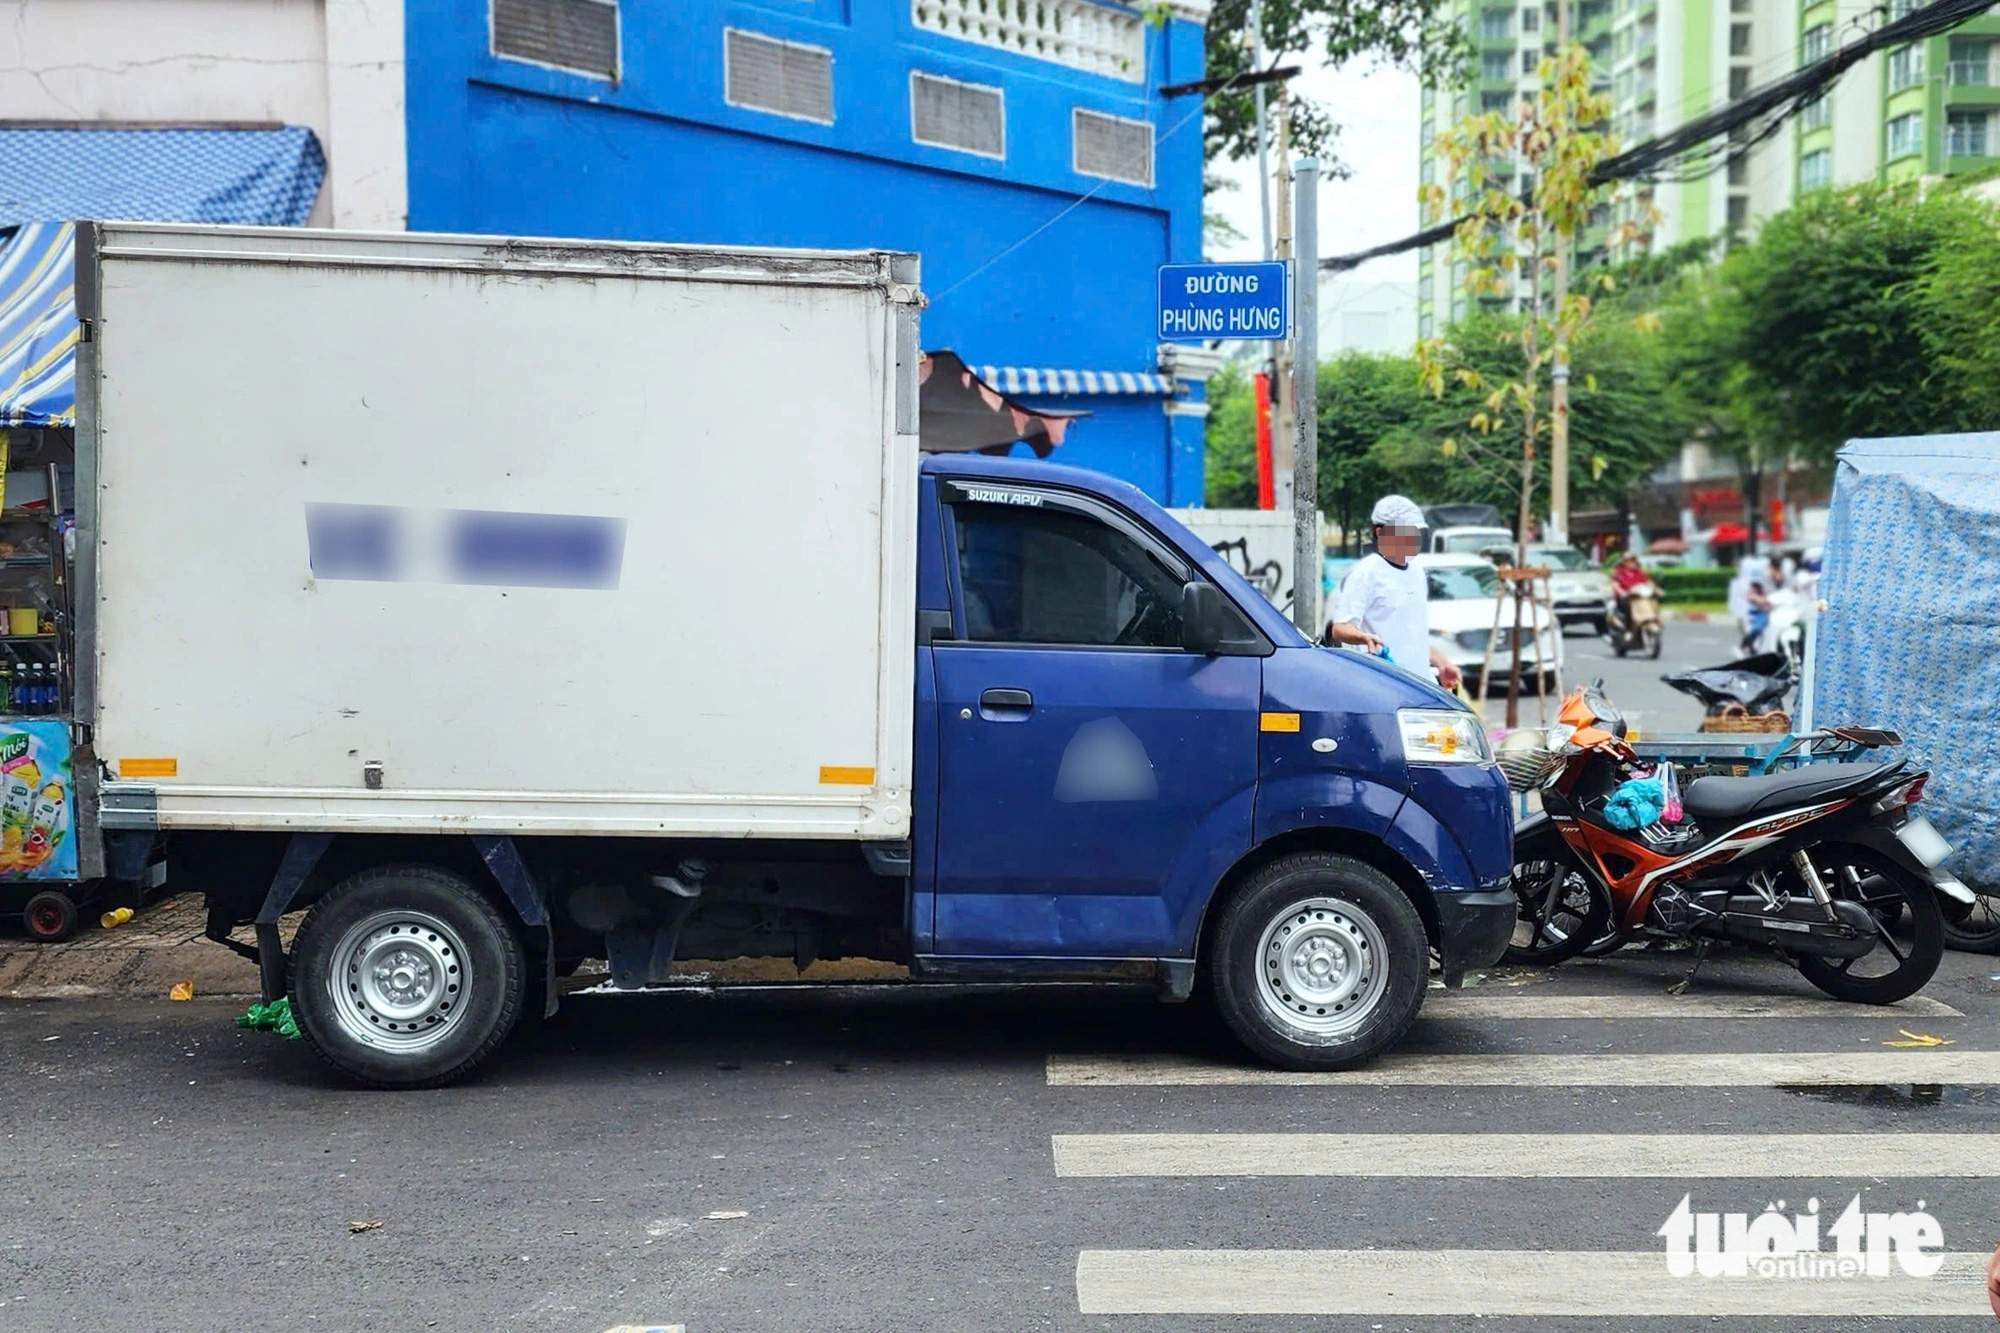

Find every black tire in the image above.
[21,890,77,942]
[1942,887,2000,955]
[1207,853,1427,1070]
[1645,628,1663,660]
[1503,854,1610,966]
[289,865,526,1089]
[1794,845,1944,1005]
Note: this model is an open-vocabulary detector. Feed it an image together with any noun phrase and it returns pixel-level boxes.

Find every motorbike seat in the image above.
[1681,762,1897,824]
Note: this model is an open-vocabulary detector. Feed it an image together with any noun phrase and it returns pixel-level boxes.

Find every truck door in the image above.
[928,481,1261,958]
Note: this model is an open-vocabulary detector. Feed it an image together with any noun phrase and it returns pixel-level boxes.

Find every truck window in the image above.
[952,503,1186,647]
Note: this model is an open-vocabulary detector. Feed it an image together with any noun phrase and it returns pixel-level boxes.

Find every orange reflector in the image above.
[818,765,876,786]
[1259,712,1301,733]
[119,757,178,777]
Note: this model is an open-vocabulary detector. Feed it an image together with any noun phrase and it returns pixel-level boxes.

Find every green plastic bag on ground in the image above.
[235,996,301,1040]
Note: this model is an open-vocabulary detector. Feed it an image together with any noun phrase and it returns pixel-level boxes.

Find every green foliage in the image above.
[1649,566,1733,604]
[1202,0,1470,168]
[1203,335,1680,539]
[1917,196,2000,429]
[1204,361,1262,508]
[1673,180,1999,465]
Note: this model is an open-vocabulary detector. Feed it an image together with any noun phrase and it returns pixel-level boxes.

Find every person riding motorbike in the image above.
[1610,551,1650,628]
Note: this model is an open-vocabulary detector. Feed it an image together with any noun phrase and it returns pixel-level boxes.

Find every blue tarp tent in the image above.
[0,126,325,428]
[1814,433,2000,891]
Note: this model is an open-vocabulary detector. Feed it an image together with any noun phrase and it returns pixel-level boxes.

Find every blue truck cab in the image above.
[907,453,1516,1068]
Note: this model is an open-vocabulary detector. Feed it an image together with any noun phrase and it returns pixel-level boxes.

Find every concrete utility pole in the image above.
[1292,157,1320,637]
[1547,0,1572,549]
[1271,96,1295,512]
[1249,0,1273,262]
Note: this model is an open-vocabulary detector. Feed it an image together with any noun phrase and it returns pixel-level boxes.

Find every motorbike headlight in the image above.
[1399,709,1493,765]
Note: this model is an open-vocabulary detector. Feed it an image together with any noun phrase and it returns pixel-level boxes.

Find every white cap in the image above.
[1370,494,1424,529]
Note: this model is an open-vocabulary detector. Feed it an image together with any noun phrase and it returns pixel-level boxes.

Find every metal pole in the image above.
[1548,0,1572,549]
[1250,0,1272,262]
[1271,99,1295,512]
[1292,157,1320,637]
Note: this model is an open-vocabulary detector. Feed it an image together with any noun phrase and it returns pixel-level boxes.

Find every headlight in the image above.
[1398,709,1493,765]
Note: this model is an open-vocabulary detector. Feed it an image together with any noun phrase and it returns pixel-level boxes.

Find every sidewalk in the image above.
[0,893,262,1000]
[0,891,909,1000]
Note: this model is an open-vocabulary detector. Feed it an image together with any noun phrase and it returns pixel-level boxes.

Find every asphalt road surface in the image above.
[1541,616,1746,736]
[6,945,2000,1331]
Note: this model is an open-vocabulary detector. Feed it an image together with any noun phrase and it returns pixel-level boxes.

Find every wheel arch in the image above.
[1195,828,1442,968]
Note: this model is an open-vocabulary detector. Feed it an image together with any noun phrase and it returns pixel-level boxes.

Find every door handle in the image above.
[980,688,1034,711]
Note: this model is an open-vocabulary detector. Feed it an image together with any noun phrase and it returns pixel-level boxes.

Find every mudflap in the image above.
[1435,887,1518,987]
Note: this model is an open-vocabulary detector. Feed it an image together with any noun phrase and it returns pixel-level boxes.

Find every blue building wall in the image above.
[403,0,1209,502]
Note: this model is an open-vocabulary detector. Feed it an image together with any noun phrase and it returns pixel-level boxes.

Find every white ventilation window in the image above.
[1072,108,1153,187]
[910,71,1005,159]
[725,28,835,124]
[491,0,619,80]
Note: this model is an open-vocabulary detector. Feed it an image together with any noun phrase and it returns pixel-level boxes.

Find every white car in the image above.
[1528,545,1614,635]
[1411,554,1565,695]
[1427,524,1516,556]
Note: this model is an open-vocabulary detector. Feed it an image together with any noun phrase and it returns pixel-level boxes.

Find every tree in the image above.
[1203,361,1263,507]
[1917,189,2000,430]
[1693,179,1994,465]
[1202,0,1469,168]
[1375,312,1682,518]
[1415,42,1644,555]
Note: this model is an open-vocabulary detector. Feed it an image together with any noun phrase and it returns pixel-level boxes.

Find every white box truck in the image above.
[65,224,1516,1087]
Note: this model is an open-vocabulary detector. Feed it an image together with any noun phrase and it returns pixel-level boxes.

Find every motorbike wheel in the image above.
[1644,627,1663,659]
[1503,855,1610,966]
[1793,845,1944,1005]
[1942,886,2000,955]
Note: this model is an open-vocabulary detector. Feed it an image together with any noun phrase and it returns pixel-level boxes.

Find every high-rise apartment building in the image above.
[1798,0,2000,188]
[1419,0,1999,336]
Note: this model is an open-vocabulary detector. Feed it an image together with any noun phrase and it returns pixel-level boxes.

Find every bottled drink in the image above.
[0,661,12,713]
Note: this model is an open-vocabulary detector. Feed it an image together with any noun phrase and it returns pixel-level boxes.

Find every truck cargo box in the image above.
[79,224,920,839]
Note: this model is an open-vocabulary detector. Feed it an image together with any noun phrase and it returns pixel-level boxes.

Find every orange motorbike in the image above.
[1500,685,1969,1003]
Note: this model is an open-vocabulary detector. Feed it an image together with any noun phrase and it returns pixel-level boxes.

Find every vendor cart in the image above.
[1628,726,1900,780]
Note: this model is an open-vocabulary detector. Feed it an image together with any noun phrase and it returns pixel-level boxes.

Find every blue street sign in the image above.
[1157,260,1291,342]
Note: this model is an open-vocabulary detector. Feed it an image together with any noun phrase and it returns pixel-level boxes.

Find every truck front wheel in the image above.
[1208,853,1427,1070]
[289,865,526,1089]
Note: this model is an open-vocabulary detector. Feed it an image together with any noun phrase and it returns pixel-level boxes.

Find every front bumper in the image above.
[1434,888,1516,986]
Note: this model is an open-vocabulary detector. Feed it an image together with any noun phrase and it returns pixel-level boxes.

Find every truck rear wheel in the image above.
[289,865,526,1089]
[1208,853,1427,1070]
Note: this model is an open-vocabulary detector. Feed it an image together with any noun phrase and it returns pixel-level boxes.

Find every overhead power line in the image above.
[1321,0,2000,272]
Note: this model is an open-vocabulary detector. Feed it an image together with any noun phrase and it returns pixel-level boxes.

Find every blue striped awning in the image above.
[0,222,77,429]
[976,364,1173,396]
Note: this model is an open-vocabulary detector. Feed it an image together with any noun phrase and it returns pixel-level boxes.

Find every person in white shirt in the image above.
[1326,494,1463,690]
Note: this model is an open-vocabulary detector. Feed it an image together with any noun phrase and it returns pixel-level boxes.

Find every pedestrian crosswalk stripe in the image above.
[1074,1249,1993,1316]
[1052,1132,2000,1178]
[1047,1050,2000,1087]
[1424,991,1962,1019]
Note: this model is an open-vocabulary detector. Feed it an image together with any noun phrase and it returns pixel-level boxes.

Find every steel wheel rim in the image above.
[1255,896,1389,1040]
[327,910,470,1052]
[27,900,64,936]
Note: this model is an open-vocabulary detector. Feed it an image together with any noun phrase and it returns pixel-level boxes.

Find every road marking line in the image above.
[1074,1250,1992,1316]
[1424,991,1962,1019]
[1052,1132,2000,1178]
[1047,1050,2000,1087]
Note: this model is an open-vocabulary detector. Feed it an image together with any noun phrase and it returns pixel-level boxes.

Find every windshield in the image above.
[1439,530,1512,553]
[1531,546,1591,571]
[1425,564,1501,599]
